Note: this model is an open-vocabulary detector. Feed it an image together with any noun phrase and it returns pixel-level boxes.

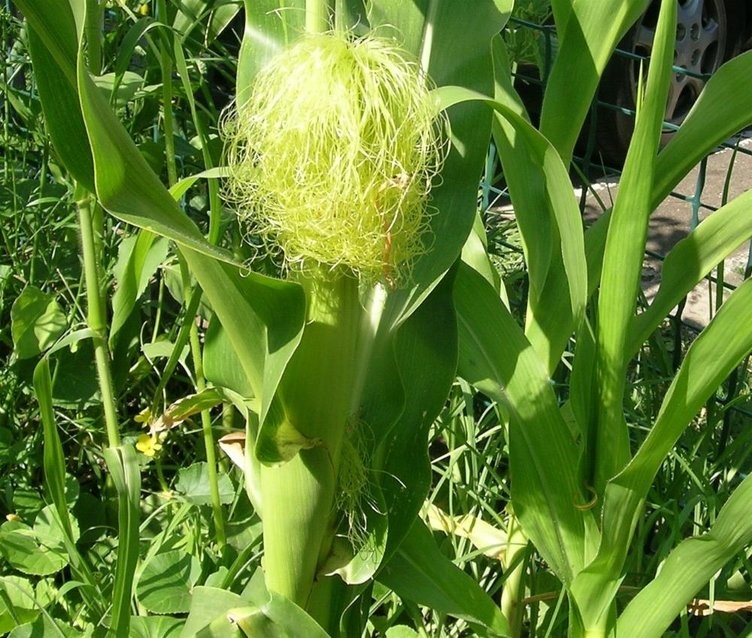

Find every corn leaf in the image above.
[654,51,752,204]
[378,520,510,637]
[237,0,305,106]
[433,84,588,374]
[19,0,306,444]
[629,189,752,355]
[183,582,330,637]
[375,267,458,563]
[21,2,94,192]
[455,263,594,584]
[591,0,676,492]
[584,52,752,294]
[369,0,513,327]
[110,230,168,343]
[616,473,752,637]
[542,0,652,163]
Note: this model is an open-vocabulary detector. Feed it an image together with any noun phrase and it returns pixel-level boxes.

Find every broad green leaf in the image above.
[23,3,94,191]
[240,575,330,637]
[455,263,594,584]
[374,0,513,327]
[461,213,503,296]
[237,0,305,104]
[592,0,676,493]
[81,37,306,430]
[654,51,752,204]
[11,287,67,359]
[8,615,84,638]
[542,0,652,163]
[137,551,202,614]
[491,34,528,120]
[175,462,235,506]
[386,627,419,638]
[0,521,67,576]
[76,59,236,266]
[584,52,752,295]
[169,167,229,202]
[0,577,39,635]
[129,616,184,638]
[376,266,458,565]
[203,318,254,398]
[34,505,80,548]
[621,279,752,505]
[49,340,100,407]
[434,86,587,373]
[616,473,752,637]
[93,70,144,106]
[173,0,241,43]
[22,0,307,439]
[378,519,510,637]
[181,587,246,637]
[181,585,328,638]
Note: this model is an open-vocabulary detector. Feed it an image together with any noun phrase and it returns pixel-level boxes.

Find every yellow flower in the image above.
[136,433,162,458]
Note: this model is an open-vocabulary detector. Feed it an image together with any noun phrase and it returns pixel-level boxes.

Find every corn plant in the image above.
[10,0,752,635]
[452,0,752,635]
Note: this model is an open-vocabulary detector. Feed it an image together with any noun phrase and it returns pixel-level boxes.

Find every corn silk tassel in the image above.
[222,32,446,616]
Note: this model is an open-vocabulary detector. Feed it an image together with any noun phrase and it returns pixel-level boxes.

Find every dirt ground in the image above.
[581,131,752,329]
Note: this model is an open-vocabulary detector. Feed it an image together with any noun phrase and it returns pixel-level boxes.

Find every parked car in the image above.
[596,0,752,164]
[511,0,752,165]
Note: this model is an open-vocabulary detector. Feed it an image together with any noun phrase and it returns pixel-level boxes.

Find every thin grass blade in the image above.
[102,445,141,637]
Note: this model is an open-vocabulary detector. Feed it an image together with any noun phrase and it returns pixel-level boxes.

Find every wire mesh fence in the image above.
[483,15,752,424]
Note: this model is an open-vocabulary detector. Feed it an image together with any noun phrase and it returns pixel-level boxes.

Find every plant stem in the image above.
[260,268,361,611]
[306,0,333,34]
[158,0,177,187]
[189,317,227,549]
[179,257,227,550]
[501,508,528,638]
[76,189,120,448]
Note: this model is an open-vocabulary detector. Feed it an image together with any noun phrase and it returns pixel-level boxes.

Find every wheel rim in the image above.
[630,0,727,128]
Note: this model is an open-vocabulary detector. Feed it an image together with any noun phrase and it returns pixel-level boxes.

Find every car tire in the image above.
[593,0,740,167]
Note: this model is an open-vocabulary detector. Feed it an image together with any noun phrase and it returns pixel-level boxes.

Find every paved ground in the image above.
[581,131,752,329]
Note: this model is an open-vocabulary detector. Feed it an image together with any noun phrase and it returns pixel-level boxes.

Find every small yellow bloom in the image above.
[136,433,162,457]
[137,2,150,16]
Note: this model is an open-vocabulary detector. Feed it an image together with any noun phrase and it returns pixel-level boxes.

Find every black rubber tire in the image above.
[593,0,735,167]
